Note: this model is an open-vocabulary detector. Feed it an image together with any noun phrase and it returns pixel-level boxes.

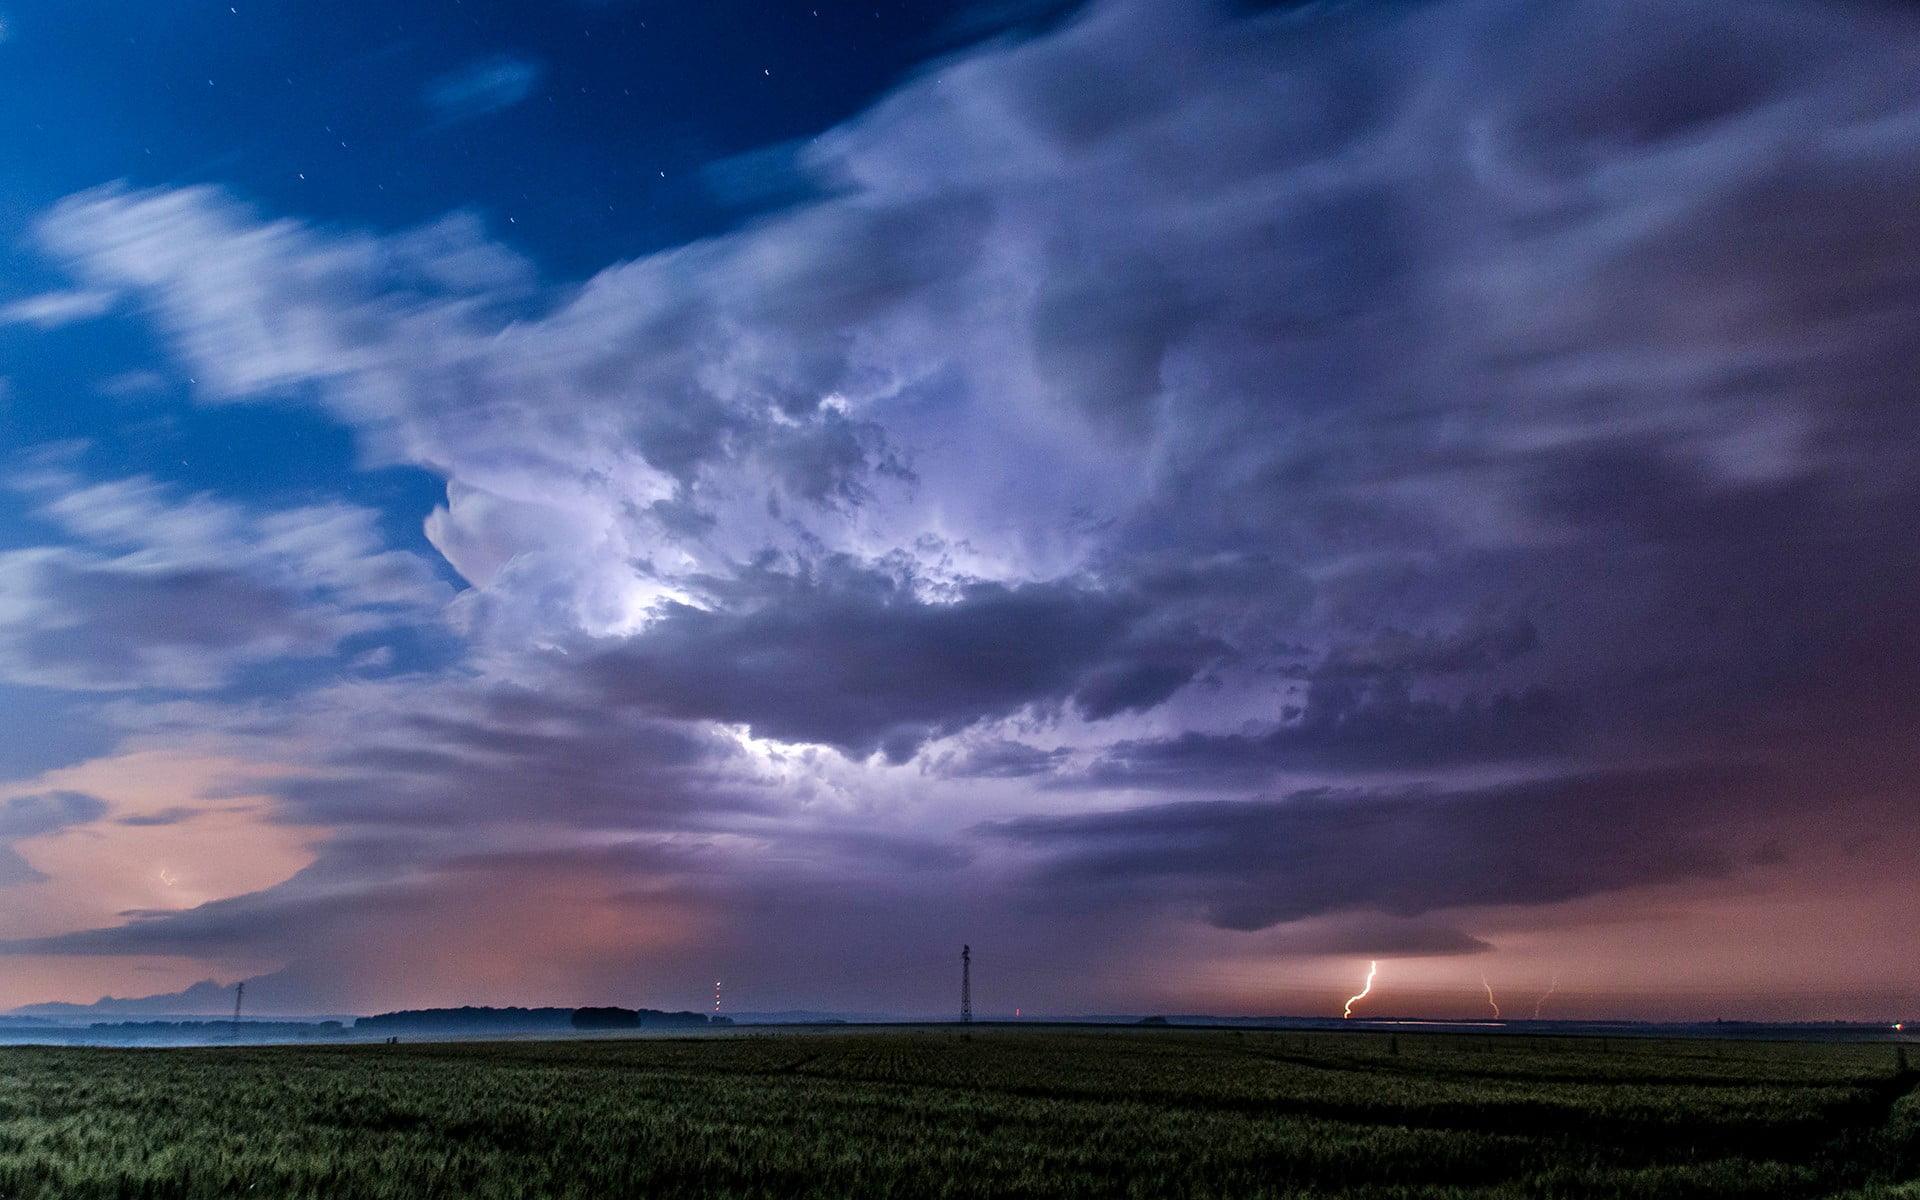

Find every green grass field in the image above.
[0,1027,1913,1198]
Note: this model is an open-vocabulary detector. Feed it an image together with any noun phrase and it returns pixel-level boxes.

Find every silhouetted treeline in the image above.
[354,1007,575,1034]
[68,1021,345,1044]
[571,1007,721,1030]
[637,1009,723,1028]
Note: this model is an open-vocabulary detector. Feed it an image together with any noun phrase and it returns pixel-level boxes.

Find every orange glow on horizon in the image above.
[0,749,320,1009]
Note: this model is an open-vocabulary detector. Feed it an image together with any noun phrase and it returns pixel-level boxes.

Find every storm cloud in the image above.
[6,0,1920,1015]
[987,769,1751,931]
[0,790,107,886]
[580,557,1228,758]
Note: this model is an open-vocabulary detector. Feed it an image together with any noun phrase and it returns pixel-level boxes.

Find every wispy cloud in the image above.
[0,290,114,329]
[0,473,448,691]
[424,55,541,124]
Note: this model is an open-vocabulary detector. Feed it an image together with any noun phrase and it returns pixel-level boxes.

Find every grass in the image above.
[0,1027,1912,1198]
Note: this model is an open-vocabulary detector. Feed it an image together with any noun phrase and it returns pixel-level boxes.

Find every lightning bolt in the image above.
[1533,973,1558,1020]
[1481,975,1501,1020]
[1342,960,1378,1019]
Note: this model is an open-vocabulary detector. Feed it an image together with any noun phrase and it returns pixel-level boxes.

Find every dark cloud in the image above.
[927,738,1070,780]
[0,557,331,690]
[0,790,109,840]
[987,769,1746,931]
[4,866,470,960]
[583,557,1229,758]
[250,682,761,831]
[0,790,108,888]
[0,847,45,888]
[1081,613,1570,785]
[1083,685,1574,786]
[115,806,202,827]
[1260,915,1494,960]
[1317,615,1539,679]
[0,834,705,962]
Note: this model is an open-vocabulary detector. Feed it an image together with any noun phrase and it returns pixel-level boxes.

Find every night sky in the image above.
[1,0,1916,1022]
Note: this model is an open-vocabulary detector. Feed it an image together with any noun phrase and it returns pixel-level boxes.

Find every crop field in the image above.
[0,1027,1913,1198]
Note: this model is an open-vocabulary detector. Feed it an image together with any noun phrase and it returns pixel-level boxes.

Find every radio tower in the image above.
[961,945,972,1024]
[714,979,722,1015]
[230,981,244,1040]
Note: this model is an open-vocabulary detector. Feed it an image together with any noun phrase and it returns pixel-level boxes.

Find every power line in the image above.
[961,945,971,1024]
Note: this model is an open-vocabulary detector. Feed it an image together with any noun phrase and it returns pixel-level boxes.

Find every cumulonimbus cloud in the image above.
[9,0,1920,1001]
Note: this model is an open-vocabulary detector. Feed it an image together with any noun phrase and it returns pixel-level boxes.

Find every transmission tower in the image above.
[961,945,971,1024]
[231,981,244,1040]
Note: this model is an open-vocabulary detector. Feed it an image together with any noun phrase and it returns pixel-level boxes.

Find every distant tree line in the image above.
[353,1007,574,1034]
[23,1021,348,1045]
[0,1007,736,1046]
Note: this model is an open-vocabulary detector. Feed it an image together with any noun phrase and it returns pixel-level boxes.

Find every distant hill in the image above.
[13,979,242,1018]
